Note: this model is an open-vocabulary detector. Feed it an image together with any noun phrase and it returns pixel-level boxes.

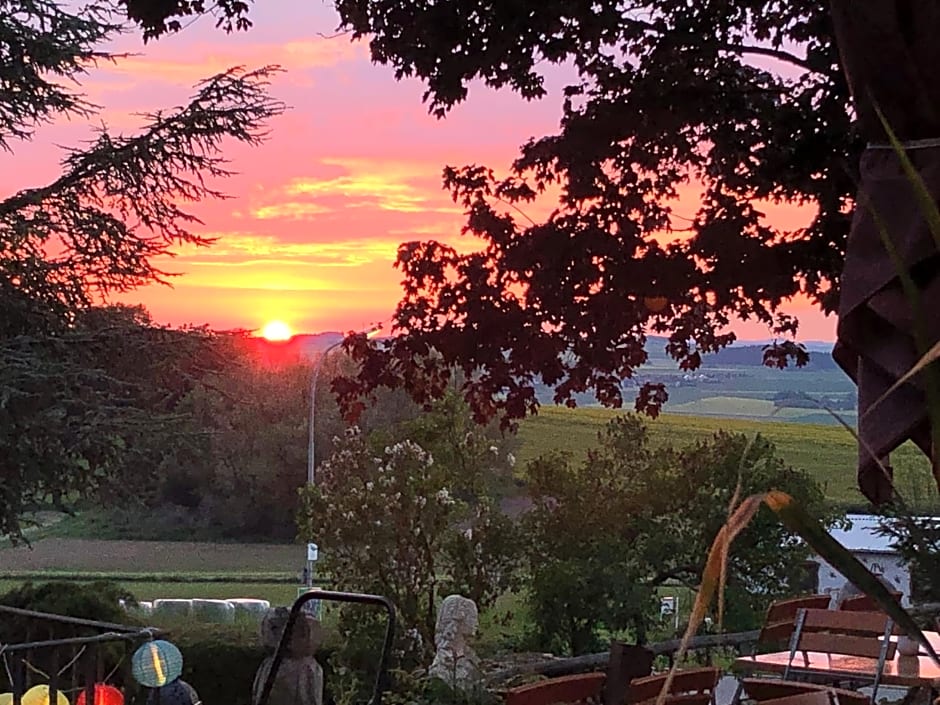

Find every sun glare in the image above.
[261,320,293,341]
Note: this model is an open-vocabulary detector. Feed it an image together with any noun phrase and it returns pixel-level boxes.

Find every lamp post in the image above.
[304,324,381,588]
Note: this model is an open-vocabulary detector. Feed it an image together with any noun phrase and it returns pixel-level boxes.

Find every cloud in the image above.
[251,203,333,220]
[175,232,401,268]
[104,37,363,85]
[249,157,462,221]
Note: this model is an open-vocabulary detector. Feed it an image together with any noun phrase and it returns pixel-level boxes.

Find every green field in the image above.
[516,406,938,508]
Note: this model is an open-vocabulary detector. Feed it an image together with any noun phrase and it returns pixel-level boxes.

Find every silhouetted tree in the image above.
[0,0,284,539]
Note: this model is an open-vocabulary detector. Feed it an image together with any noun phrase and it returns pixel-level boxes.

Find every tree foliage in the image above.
[523,416,835,655]
[320,2,854,424]
[0,0,284,538]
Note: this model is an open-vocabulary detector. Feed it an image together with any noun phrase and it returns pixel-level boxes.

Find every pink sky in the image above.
[4,1,837,343]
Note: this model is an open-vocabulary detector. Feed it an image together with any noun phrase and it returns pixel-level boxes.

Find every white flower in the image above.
[365,481,374,491]
[506,452,516,467]
[489,445,499,455]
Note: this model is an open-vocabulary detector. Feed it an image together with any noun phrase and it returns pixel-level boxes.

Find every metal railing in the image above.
[0,604,162,705]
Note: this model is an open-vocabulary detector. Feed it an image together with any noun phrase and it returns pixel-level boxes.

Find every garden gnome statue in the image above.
[428,594,482,689]
[251,607,324,705]
[829,1,940,503]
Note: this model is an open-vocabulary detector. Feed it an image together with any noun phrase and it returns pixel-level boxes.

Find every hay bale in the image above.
[192,598,235,623]
[227,598,271,621]
[153,599,193,618]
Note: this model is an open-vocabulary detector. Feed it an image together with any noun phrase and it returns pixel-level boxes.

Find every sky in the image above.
[3,1,838,343]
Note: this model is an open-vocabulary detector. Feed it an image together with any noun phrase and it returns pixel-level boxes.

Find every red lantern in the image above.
[76,685,124,705]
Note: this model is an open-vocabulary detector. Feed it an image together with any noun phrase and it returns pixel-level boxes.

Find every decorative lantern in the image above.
[145,680,199,705]
[132,640,183,688]
[21,686,70,705]
[0,693,13,705]
[76,685,124,705]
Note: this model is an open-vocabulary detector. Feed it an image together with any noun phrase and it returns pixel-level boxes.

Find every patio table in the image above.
[732,631,940,690]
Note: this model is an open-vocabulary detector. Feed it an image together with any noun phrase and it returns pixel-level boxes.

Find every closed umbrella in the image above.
[830,1,940,503]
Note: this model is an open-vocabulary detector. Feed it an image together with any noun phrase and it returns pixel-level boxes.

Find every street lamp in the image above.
[304,324,381,588]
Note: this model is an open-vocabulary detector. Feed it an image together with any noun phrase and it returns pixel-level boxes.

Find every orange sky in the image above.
[3,1,838,343]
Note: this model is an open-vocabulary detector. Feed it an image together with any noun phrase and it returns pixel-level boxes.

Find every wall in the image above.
[812,551,912,606]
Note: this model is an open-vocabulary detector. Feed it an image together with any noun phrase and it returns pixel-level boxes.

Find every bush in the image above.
[173,625,266,705]
[0,580,138,629]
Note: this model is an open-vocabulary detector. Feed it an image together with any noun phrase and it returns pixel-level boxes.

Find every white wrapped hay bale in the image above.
[136,601,154,615]
[153,598,193,618]
[192,598,235,623]
[227,598,271,621]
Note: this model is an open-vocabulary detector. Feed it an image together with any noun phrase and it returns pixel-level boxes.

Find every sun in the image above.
[260,320,293,341]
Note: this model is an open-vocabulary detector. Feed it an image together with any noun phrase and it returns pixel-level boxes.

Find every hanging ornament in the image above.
[0,693,14,705]
[76,685,124,705]
[132,640,183,688]
[21,686,69,705]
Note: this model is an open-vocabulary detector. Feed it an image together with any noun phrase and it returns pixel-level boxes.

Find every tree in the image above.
[523,416,835,655]
[0,0,284,539]
[324,1,859,425]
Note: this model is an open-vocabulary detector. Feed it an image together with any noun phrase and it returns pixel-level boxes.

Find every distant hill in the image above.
[703,344,838,370]
[644,336,837,370]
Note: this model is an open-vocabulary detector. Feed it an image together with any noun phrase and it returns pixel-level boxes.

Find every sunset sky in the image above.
[4,1,838,343]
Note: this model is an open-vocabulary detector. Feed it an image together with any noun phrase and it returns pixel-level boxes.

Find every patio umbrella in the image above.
[830,1,940,503]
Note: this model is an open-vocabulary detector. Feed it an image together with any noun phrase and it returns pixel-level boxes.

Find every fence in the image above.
[0,605,161,705]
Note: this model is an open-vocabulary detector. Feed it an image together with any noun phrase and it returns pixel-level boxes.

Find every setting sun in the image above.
[260,320,293,341]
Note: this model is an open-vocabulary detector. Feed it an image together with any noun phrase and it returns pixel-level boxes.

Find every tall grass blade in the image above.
[653,495,762,705]
[762,491,937,661]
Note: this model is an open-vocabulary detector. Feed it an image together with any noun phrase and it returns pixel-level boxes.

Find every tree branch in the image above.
[721,44,814,72]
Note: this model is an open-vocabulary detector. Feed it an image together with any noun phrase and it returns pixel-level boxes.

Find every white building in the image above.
[810,513,912,607]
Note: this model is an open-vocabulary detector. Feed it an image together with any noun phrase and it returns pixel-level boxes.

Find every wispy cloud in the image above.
[250,157,461,220]
[105,38,363,85]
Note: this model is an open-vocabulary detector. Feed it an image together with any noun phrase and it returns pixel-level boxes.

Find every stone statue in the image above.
[428,595,482,689]
[251,607,324,705]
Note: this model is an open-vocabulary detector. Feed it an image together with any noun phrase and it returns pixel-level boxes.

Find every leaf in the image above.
[654,495,762,705]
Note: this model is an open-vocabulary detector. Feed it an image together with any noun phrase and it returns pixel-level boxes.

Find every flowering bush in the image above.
[297,394,520,677]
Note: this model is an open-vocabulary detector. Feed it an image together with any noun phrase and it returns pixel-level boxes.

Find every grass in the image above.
[516,406,939,509]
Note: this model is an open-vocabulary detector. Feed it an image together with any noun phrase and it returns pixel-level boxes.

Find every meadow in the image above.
[515,406,939,509]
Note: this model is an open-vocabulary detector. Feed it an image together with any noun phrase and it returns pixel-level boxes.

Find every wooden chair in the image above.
[731,593,835,705]
[740,678,870,705]
[837,592,902,612]
[504,673,607,705]
[757,595,833,650]
[626,667,721,705]
[784,608,896,701]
